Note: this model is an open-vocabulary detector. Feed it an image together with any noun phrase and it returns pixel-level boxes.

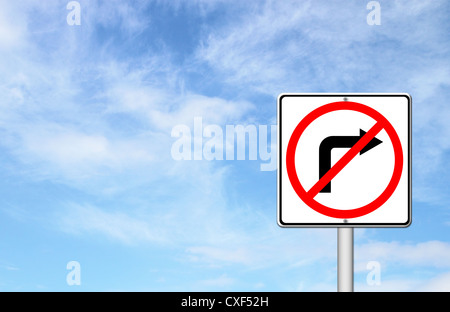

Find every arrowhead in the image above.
[359,129,382,155]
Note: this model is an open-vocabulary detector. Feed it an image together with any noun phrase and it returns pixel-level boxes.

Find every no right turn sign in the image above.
[277,94,411,227]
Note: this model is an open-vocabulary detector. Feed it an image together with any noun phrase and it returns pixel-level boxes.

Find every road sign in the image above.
[278,94,411,227]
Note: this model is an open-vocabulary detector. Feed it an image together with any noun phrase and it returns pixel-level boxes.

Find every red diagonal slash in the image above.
[307,121,384,198]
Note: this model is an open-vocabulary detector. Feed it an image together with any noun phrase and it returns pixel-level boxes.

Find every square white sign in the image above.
[278,94,411,227]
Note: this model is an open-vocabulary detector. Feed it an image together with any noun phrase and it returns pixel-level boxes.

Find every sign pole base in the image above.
[338,227,354,292]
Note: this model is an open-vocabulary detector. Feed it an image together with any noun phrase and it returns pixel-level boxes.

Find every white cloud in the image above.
[353,239,450,291]
[26,130,110,165]
[104,80,254,132]
[417,271,450,292]
[53,163,242,246]
[197,0,448,94]
[199,274,234,288]
[0,112,169,189]
[297,282,336,292]
[196,0,313,91]
[91,0,151,33]
[186,246,254,266]
[0,264,20,271]
[356,240,450,269]
[148,93,254,130]
[0,0,27,49]
[356,278,421,292]
[186,227,337,270]
[356,271,450,292]
[0,14,262,248]
[0,1,254,193]
[55,195,339,272]
[57,203,167,245]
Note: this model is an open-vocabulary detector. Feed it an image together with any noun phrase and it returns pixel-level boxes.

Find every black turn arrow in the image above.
[319,129,382,193]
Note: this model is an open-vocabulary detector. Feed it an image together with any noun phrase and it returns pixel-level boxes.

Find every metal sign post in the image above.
[337,228,354,292]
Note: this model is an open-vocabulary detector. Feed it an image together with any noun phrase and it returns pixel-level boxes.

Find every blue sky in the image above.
[0,0,449,291]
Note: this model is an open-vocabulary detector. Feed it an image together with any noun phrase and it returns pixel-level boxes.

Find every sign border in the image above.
[277,93,412,228]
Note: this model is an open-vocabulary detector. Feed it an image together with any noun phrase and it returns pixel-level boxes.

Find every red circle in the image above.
[286,101,403,219]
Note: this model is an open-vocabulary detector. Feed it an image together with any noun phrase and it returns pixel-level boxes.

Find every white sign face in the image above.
[278,94,411,227]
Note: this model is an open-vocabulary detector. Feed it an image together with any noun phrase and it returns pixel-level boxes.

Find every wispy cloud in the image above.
[356,271,450,292]
[0,6,253,193]
[355,240,450,269]
[199,274,234,288]
[57,203,166,245]
[198,0,450,208]
[1,264,20,271]
[0,0,27,49]
[417,271,450,292]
